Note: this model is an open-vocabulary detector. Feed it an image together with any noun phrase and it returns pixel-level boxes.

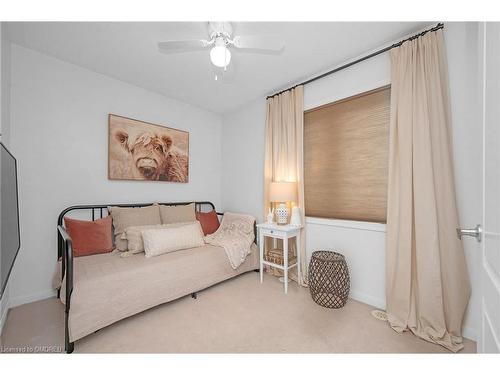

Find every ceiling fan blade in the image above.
[158,40,209,54]
[231,35,284,52]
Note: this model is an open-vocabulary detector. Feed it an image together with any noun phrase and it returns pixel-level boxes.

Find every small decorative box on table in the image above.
[308,250,350,308]
[265,248,297,267]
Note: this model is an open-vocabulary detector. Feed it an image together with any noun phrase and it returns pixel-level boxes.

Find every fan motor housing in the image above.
[208,22,233,39]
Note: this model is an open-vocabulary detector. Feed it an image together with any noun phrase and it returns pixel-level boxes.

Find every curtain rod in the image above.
[266,22,444,100]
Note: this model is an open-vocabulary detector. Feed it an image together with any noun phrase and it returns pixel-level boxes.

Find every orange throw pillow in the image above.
[196,210,220,236]
[64,216,115,257]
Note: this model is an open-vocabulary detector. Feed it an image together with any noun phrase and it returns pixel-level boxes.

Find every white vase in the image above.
[275,203,288,225]
[290,206,302,226]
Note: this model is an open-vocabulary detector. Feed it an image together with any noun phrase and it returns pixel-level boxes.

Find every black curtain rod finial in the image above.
[266,22,444,100]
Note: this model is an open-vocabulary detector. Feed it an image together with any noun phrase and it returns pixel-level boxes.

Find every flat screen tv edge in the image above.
[1,141,21,300]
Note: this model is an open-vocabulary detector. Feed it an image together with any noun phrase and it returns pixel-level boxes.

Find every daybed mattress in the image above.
[60,244,259,342]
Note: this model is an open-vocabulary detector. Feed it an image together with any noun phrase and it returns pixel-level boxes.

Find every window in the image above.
[304,86,390,223]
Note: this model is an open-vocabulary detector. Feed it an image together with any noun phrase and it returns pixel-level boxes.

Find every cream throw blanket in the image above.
[205,212,255,269]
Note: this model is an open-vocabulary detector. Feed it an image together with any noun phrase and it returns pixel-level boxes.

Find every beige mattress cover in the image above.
[60,243,259,342]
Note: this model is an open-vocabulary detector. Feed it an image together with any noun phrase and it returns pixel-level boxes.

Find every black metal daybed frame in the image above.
[57,201,257,354]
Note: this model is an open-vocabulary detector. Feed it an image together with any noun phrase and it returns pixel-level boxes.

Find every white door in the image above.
[481,21,500,353]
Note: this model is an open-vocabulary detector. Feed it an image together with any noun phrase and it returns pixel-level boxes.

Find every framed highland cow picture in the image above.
[108,114,189,182]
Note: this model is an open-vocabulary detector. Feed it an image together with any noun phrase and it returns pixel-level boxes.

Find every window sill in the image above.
[305,217,387,233]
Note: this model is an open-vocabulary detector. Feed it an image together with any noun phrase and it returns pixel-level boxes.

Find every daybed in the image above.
[56,201,258,353]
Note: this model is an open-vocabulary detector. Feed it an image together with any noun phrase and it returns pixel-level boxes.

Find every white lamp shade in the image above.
[269,182,297,203]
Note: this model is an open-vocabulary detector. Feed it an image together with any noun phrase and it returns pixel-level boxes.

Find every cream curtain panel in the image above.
[264,86,307,286]
[386,29,470,352]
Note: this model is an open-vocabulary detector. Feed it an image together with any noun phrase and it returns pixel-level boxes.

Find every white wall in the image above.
[8,44,223,307]
[445,22,483,341]
[221,22,483,341]
[221,98,266,222]
[304,53,390,110]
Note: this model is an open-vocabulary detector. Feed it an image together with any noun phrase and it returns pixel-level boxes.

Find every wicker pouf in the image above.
[308,251,350,309]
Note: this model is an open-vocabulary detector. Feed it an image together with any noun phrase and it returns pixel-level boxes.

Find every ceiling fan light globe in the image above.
[210,45,231,68]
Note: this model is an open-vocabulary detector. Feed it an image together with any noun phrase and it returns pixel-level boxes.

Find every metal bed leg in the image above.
[65,312,74,353]
[66,342,74,354]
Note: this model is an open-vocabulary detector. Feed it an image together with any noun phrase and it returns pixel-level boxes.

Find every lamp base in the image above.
[275,203,288,225]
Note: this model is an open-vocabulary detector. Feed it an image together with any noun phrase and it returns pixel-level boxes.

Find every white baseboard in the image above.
[350,289,386,310]
[9,289,57,309]
[462,325,477,342]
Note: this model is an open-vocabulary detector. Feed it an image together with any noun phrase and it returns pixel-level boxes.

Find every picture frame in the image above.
[108,114,189,182]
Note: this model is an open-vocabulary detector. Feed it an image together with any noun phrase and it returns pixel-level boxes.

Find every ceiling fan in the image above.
[157,22,285,76]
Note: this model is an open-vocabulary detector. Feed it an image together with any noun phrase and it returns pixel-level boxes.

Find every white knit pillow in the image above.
[123,222,193,254]
[142,221,205,258]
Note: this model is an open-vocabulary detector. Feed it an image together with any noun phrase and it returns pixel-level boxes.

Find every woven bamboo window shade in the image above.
[304,86,390,223]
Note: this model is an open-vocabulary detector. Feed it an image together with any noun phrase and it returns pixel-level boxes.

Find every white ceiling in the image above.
[6,22,429,114]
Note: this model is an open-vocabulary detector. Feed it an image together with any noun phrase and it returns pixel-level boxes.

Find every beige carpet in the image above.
[1,272,476,353]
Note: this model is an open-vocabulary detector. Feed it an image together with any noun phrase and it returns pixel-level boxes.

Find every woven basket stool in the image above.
[308,251,350,309]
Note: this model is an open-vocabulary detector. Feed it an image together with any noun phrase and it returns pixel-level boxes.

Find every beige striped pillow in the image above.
[122,222,193,254]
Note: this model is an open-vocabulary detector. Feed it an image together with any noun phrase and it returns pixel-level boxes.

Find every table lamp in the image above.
[269,181,297,225]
